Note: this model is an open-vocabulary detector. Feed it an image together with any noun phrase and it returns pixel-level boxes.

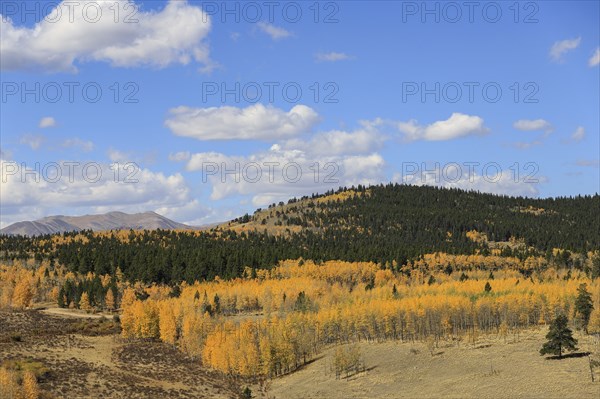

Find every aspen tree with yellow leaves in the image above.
[22,371,40,399]
[79,292,92,312]
[159,301,178,345]
[0,367,19,399]
[12,277,34,309]
[105,289,116,311]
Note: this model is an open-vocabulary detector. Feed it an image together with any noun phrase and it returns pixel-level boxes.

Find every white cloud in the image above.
[165,104,320,140]
[256,21,291,40]
[0,158,197,228]
[19,134,45,150]
[169,151,191,162]
[589,48,600,67]
[62,138,94,152]
[1,0,212,72]
[0,147,12,160]
[570,126,585,142]
[394,164,542,197]
[39,117,56,128]
[549,37,581,62]
[315,52,353,62]
[155,199,219,226]
[513,119,553,133]
[185,145,385,206]
[107,148,131,162]
[396,113,489,142]
[281,123,385,156]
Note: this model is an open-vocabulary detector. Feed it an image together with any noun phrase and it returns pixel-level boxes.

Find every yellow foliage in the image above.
[12,277,33,309]
[105,289,115,311]
[0,367,39,399]
[115,257,596,380]
[22,371,40,399]
[79,292,92,312]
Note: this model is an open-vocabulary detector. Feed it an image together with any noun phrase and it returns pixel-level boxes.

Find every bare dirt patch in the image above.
[40,307,112,319]
[0,309,241,399]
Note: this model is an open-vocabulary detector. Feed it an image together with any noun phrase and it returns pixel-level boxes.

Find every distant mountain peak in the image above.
[1,211,196,236]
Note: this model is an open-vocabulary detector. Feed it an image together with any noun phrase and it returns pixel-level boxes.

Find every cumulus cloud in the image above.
[107,148,131,162]
[257,22,291,40]
[396,113,489,142]
[39,117,56,128]
[589,48,600,67]
[315,52,353,62]
[165,104,320,140]
[19,134,46,150]
[62,138,94,152]
[169,151,191,162]
[549,37,581,62]
[0,158,197,227]
[513,119,553,133]
[0,147,12,160]
[155,199,225,226]
[185,145,385,206]
[394,164,542,197]
[281,123,385,156]
[0,0,212,72]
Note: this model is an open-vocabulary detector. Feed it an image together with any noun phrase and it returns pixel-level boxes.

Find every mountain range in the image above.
[0,211,196,236]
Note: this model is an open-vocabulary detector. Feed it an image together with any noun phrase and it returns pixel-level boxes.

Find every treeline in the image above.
[1,184,598,284]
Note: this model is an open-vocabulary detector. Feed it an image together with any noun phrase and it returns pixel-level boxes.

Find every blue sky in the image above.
[1,0,599,227]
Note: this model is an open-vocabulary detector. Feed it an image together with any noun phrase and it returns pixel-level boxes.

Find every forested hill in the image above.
[1,184,598,284]
[224,184,599,252]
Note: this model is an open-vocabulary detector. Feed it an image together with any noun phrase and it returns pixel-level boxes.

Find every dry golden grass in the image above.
[266,329,600,399]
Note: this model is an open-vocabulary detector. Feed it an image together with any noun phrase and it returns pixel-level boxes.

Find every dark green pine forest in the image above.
[1,184,599,284]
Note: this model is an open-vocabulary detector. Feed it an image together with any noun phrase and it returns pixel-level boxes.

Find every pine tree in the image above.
[213,293,221,314]
[574,283,594,333]
[591,253,600,279]
[484,282,492,292]
[57,286,66,308]
[540,314,578,358]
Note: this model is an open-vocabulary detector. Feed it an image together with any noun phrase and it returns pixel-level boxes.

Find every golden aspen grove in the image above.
[115,257,599,378]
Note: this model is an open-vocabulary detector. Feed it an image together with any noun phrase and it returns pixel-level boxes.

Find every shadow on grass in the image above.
[545,351,591,360]
[341,365,378,380]
[293,355,326,372]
